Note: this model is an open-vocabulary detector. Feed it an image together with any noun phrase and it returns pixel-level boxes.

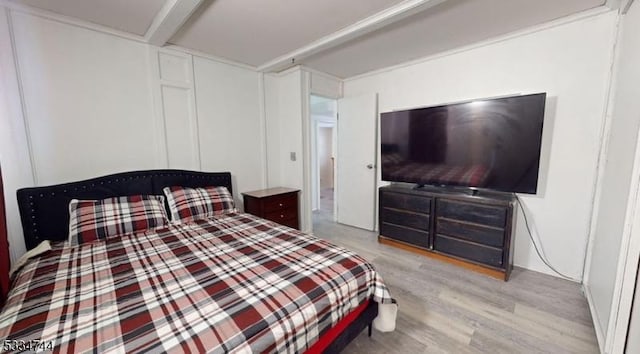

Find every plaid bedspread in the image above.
[0,213,394,353]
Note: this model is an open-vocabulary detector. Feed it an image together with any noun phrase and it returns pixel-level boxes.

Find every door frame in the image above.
[312,120,337,213]
[305,86,341,232]
[309,96,337,214]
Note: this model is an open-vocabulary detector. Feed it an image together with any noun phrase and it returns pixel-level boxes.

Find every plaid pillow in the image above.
[68,195,169,246]
[163,186,236,222]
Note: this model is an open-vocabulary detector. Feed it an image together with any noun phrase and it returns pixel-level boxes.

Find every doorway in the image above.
[310,95,337,224]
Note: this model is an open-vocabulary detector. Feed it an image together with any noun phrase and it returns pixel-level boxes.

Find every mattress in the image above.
[0,212,394,353]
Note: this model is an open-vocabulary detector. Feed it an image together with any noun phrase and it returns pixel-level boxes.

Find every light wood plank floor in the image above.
[311,209,599,354]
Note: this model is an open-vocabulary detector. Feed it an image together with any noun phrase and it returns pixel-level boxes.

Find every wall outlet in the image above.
[290,152,296,161]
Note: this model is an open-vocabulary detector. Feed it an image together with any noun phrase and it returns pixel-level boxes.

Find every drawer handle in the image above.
[279,203,283,207]
[280,214,284,218]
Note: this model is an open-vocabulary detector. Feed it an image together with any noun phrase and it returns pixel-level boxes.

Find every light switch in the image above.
[290,152,296,161]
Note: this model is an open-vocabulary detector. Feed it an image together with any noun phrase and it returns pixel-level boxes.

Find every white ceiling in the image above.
[302,0,605,77]
[169,0,405,66]
[11,0,607,77]
[13,0,166,35]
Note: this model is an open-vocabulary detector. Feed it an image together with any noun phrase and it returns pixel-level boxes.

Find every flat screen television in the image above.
[380,93,546,194]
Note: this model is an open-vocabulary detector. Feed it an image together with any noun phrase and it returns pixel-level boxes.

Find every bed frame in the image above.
[14,169,376,353]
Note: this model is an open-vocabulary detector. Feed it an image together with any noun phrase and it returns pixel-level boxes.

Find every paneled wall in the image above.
[264,68,341,232]
[584,1,640,350]
[0,6,33,261]
[193,56,265,210]
[0,8,264,259]
[343,11,618,280]
[152,49,201,170]
[10,11,159,185]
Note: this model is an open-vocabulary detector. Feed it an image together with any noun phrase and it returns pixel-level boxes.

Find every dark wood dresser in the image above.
[242,187,300,230]
[379,185,516,280]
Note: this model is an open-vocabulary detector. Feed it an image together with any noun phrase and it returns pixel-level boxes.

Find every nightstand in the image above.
[242,187,300,230]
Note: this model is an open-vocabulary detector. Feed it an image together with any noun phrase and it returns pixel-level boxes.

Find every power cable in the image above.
[515,195,581,282]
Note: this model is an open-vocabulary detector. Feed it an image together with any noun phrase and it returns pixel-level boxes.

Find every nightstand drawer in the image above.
[264,193,297,212]
[279,217,299,229]
[265,208,297,223]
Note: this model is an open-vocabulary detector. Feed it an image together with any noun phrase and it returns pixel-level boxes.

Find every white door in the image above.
[337,93,377,230]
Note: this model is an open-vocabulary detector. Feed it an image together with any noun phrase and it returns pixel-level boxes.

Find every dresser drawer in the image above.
[380,191,431,214]
[436,218,504,248]
[380,222,429,248]
[434,235,503,268]
[437,199,506,228]
[263,193,297,212]
[380,208,429,231]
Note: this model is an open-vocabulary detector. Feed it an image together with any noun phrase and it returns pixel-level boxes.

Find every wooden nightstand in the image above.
[242,187,300,230]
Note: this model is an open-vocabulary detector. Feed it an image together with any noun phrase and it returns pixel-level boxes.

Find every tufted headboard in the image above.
[16,169,232,250]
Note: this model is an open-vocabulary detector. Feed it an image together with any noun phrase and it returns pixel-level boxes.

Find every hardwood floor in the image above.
[312,209,599,353]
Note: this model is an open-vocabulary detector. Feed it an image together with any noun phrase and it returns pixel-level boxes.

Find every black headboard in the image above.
[17,169,232,250]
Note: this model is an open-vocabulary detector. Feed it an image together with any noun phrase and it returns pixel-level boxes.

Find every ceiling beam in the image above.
[605,0,621,9]
[604,0,635,14]
[145,0,204,46]
[257,0,449,73]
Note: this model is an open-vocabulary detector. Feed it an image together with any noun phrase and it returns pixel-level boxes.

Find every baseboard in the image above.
[583,283,606,353]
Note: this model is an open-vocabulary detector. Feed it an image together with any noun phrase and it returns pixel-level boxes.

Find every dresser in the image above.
[379,185,516,280]
[242,187,300,230]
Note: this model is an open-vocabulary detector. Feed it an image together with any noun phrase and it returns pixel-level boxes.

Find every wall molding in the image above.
[300,71,312,233]
[151,48,202,170]
[4,8,36,186]
[258,72,268,188]
[607,100,640,353]
[164,44,256,71]
[582,13,623,286]
[584,284,606,352]
[147,46,170,168]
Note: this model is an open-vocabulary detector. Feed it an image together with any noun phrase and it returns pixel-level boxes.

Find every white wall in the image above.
[264,69,306,228]
[343,11,618,280]
[264,70,304,190]
[10,11,158,185]
[0,7,265,258]
[152,49,201,171]
[193,56,264,210]
[584,1,640,351]
[0,6,33,262]
[264,68,342,231]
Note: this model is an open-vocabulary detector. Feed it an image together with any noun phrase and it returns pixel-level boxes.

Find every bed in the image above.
[0,169,396,353]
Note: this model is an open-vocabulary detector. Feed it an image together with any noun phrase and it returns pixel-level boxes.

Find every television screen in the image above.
[380,93,546,194]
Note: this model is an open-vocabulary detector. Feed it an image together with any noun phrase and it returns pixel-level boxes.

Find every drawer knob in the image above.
[280,214,284,218]
[279,203,283,207]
